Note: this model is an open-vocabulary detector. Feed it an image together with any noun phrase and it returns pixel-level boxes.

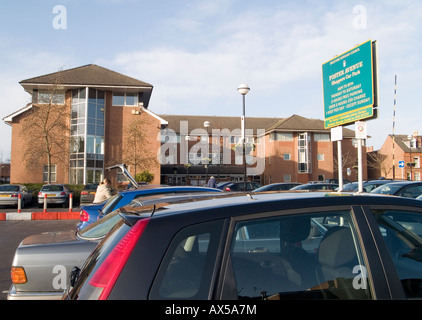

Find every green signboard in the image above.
[322,40,376,128]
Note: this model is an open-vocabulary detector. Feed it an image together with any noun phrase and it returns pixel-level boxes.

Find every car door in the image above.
[361,204,422,299]
[219,205,397,300]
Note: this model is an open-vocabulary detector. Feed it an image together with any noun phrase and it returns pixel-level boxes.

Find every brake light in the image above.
[88,218,150,300]
[11,194,18,198]
[60,191,66,196]
[81,191,88,195]
[224,187,231,191]
[80,210,89,222]
[11,267,27,284]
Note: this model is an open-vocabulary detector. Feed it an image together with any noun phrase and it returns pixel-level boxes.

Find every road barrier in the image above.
[0,211,80,221]
[1,192,79,221]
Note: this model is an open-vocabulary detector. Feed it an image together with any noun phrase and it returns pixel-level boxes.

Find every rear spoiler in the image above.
[106,164,139,189]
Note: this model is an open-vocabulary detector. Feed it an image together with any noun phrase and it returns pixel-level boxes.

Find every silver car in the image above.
[37,184,71,208]
[0,184,32,208]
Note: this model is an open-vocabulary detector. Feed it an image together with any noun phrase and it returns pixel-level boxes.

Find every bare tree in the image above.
[333,151,357,179]
[367,151,392,178]
[19,70,70,183]
[120,117,158,177]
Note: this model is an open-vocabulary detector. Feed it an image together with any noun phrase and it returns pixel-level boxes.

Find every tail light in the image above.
[11,194,18,198]
[81,191,88,195]
[60,191,66,196]
[80,210,89,222]
[224,187,231,191]
[11,267,27,284]
[88,218,150,300]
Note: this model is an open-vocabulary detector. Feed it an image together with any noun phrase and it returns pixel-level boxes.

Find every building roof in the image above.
[159,114,281,133]
[388,134,422,153]
[160,114,356,137]
[20,64,153,89]
[2,103,33,125]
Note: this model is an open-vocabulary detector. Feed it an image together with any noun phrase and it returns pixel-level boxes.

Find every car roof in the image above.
[379,181,422,186]
[119,191,422,224]
[120,185,222,195]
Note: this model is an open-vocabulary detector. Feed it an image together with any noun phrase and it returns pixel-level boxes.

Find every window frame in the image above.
[360,204,422,299]
[43,164,57,182]
[112,92,138,106]
[218,204,405,300]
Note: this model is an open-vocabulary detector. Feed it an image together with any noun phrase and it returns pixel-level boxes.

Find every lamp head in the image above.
[237,84,250,95]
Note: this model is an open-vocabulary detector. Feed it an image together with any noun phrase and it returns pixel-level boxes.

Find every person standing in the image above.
[93,178,112,203]
[206,176,217,188]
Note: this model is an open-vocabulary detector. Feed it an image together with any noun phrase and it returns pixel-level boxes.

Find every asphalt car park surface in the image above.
[0,220,78,300]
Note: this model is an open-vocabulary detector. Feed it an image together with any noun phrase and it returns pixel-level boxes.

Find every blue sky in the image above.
[1,0,422,161]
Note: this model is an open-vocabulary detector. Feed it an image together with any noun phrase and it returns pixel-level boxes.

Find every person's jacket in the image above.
[93,184,112,203]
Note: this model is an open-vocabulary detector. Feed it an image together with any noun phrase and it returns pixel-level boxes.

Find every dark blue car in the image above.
[77,186,222,229]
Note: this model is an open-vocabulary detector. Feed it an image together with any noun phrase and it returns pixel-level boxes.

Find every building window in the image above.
[270,132,293,141]
[298,133,311,173]
[69,88,105,184]
[43,165,57,182]
[283,153,291,160]
[414,157,420,169]
[314,133,330,142]
[283,174,291,182]
[317,154,324,161]
[34,89,65,105]
[112,92,138,106]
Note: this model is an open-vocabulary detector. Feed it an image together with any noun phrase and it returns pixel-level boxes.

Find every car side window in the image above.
[149,220,224,299]
[372,209,422,298]
[398,186,422,198]
[225,211,372,300]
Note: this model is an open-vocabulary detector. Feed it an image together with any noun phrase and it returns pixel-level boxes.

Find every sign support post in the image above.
[331,126,343,191]
[355,121,367,193]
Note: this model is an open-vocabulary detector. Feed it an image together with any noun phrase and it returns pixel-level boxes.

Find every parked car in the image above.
[78,185,223,230]
[290,183,338,191]
[222,181,261,192]
[325,178,351,184]
[342,180,394,193]
[216,181,232,190]
[0,184,32,208]
[7,192,223,300]
[370,181,422,198]
[80,184,99,204]
[65,191,422,300]
[252,182,301,192]
[37,184,72,208]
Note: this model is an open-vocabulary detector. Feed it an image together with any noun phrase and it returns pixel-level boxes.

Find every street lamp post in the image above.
[237,84,250,190]
[185,135,191,185]
[408,134,414,181]
[204,121,211,182]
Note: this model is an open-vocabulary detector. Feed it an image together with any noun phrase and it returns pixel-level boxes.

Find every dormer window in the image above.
[33,89,65,104]
[112,92,138,106]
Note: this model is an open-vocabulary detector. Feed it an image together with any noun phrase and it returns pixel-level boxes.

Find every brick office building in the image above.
[4,64,366,187]
[3,64,164,185]
[159,114,366,185]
